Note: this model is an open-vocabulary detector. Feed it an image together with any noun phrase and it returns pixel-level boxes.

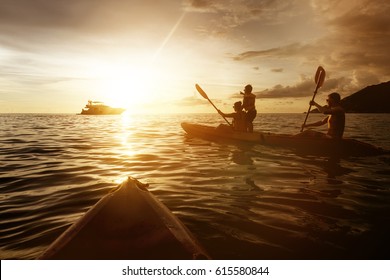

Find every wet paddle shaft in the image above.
[195,84,232,126]
[301,66,326,132]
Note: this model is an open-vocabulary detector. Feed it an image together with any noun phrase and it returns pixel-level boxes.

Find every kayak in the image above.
[38,177,210,260]
[181,122,388,157]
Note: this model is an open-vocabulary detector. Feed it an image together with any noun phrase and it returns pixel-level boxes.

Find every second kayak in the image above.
[181,122,388,157]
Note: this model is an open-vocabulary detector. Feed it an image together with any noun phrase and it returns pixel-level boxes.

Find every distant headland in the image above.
[312,81,390,113]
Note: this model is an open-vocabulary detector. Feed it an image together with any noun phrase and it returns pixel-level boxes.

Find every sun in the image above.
[97,64,154,110]
[87,52,183,114]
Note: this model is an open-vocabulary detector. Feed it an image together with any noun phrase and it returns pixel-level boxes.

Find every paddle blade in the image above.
[195,84,209,100]
[314,66,326,88]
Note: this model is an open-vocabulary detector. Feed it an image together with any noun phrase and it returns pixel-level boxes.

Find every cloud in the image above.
[233,43,315,61]
[0,0,182,52]
[324,3,390,69]
[228,0,390,97]
[175,96,209,106]
[0,0,126,37]
[256,79,313,99]
[254,75,355,99]
[1,0,389,113]
[317,1,390,90]
[183,0,297,36]
[175,94,232,111]
[0,0,171,30]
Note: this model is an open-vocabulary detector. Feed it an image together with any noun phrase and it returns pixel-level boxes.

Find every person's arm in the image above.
[304,119,326,127]
[309,101,328,113]
[311,101,344,116]
[302,116,328,130]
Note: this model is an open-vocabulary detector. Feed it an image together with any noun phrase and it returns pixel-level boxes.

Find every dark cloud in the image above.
[228,1,390,98]
[184,0,295,34]
[325,3,390,72]
[233,43,303,60]
[256,79,313,99]
[254,76,353,99]
[189,0,210,9]
[318,1,390,90]
[232,43,322,63]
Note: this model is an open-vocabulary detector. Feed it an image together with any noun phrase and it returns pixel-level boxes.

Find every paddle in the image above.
[300,66,326,132]
[195,84,232,126]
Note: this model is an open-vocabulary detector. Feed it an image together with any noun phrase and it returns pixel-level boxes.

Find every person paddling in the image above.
[241,84,257,132]
[218,101,246,132]
[301,92,345,139]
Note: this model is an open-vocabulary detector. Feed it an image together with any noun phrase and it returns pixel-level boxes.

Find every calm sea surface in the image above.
[1,113,389,259]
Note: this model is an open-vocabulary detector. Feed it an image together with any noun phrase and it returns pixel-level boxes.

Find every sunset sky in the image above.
[0,0,389,114]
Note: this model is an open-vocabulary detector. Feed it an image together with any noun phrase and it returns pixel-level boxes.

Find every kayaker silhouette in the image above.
[241,84,257,132]
[218,101,246,132]
[300,92,345,139]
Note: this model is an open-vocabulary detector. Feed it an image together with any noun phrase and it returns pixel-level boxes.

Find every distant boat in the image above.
[80,100,125,115]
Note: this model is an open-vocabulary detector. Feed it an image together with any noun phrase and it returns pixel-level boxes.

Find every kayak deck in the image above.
[181,122,388,157]
[39,177,210,260]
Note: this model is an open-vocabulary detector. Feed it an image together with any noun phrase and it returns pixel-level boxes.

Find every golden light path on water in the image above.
[110,113,138,185]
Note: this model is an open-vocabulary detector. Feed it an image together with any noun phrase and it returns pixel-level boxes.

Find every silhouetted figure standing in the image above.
[241,84,257,132]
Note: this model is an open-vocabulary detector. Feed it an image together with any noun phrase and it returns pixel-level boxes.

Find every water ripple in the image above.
[0,113,389,259]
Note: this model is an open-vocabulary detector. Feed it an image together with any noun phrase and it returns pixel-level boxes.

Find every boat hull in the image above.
[80,108,125,115]
[181,122,387,157]
[39,177,209,260]
[80,100,125,115]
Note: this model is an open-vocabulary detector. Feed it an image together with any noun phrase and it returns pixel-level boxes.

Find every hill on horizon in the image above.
[311,81,390,113]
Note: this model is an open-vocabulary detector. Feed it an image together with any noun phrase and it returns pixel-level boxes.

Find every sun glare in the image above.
[98,64,155,109]
[91,57,187,115]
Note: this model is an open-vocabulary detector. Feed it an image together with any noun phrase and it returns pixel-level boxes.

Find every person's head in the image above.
[233,101,242,112]
[244,84,252,94]
[327,92,341,105]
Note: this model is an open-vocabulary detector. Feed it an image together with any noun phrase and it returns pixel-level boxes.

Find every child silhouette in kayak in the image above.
[218,101,246,132]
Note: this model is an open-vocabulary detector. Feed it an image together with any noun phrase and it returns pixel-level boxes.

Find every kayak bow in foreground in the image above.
[39,177,210,260]
[181,122,388,157]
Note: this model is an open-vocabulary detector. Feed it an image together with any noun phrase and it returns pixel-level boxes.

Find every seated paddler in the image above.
[300,92,345,139]
[218,101,246,132]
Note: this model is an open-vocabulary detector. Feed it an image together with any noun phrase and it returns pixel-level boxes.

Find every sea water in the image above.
[0,113,389,259]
